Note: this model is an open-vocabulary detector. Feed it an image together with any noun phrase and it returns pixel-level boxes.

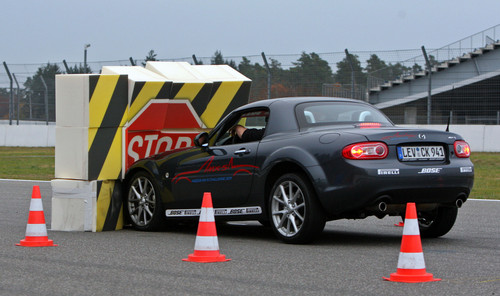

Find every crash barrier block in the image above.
[146,62,251,128]
[56,74,129,129]
[51,179,96,231]
[101,66,173,122]
[95,179,124,232]
[55,126,123,181]
[55,73,127,181]
[52,62,251,232]
[51,179,123,231]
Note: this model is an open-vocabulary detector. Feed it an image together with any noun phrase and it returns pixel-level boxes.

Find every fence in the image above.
[1,24,499,125]
[366,24,500,88]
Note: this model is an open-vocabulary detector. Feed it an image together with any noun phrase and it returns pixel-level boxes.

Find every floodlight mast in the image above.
[422,46,432,125]
[84,44,91,72]
[261,52,271,100]
[3,61,13,125]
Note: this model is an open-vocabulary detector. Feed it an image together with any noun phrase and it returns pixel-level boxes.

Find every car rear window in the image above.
[295,101,392,128]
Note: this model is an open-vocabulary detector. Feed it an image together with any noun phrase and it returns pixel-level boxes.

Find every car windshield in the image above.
[295,101,392,128]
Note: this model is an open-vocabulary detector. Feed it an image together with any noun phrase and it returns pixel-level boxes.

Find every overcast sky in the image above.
[2,1,500,64]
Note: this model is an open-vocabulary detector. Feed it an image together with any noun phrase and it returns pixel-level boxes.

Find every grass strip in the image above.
[0,147,497,199]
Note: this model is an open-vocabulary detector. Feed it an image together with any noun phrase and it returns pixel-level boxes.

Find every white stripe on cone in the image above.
[29,199,44,211]
[25,224,49,237]
[402,218,420,235]
[200,207,215,222]
[194,236,220,251]
[397,252,426,269]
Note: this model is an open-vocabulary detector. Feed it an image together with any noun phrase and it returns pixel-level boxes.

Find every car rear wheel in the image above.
[418,206,458,238]
[126,171,165,231]
[269,173,325,244]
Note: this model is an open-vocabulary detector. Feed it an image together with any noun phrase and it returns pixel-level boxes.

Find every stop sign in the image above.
[124,99,205,173]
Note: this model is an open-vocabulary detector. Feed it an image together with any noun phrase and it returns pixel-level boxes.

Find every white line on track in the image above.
[0,179,51,183]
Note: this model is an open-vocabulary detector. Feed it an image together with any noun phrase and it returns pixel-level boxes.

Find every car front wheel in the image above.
[126,171,165,231]
[269,173,325,244]
[418,206,458,238]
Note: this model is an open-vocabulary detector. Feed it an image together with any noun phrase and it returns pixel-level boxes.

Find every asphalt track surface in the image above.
[0,180,498,296]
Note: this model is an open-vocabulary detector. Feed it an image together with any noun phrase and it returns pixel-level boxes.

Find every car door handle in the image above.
[235,148,251,155]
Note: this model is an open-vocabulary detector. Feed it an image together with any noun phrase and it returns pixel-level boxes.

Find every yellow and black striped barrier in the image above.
[52,62,252,232]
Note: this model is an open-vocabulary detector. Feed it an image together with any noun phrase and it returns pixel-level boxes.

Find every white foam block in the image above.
[51,179,97,232]
[55,74,90,128]
[55,127,88,179]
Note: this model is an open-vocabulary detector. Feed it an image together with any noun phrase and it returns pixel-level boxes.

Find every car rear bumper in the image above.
[316,160,474,217]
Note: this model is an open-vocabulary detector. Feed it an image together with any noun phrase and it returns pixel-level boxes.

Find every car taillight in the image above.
[454,140,471,158]
[357,122,382,129]
[342,142,388,159]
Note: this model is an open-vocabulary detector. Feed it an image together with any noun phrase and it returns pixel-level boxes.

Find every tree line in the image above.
[1,49,434,120]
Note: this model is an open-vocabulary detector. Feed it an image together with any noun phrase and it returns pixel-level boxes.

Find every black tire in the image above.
[268,173,326,244]
[258,219,271,227]
[418,206,458,238]
[126,171,165,231]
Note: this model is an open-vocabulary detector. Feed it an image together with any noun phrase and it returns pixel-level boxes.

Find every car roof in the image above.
[231,97,373,136]
[236,96,367,110]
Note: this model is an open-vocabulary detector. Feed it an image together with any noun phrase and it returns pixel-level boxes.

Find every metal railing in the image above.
[2,25,499,125]
[367,24,500,91]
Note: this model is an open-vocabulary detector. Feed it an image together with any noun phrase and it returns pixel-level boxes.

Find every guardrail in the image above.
[0,121,55,146]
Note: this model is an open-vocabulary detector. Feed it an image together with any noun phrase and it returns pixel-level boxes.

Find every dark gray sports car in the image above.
[124,97,474,243]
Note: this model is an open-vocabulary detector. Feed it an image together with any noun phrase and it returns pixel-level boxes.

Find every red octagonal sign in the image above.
[124,99,205,175]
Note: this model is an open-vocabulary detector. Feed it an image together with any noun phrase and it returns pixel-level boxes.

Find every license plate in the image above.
[397,146,445,161]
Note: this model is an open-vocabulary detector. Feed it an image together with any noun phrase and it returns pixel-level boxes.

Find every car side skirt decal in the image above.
[166,206,262,217]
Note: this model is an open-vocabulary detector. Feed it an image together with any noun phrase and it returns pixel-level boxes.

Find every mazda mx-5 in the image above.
[124,97,474,243]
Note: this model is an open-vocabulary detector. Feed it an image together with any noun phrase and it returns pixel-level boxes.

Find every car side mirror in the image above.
[194,132,209,148]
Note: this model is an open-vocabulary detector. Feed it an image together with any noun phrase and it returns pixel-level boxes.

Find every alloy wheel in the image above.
[128,176,157,227]
[271,180,306,237]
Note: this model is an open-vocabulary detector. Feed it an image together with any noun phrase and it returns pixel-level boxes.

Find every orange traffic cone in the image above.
[383,203,439,282]
[183,192,230,263]
[16,186,57,247]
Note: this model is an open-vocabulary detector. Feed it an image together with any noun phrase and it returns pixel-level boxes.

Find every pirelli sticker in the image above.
[377,168,400,175]
[166,206,262,217]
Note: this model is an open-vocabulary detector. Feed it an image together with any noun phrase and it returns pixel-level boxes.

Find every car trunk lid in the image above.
[345,126,459,145]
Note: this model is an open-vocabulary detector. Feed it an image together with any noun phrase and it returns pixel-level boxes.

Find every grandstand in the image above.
[368,36,500,125]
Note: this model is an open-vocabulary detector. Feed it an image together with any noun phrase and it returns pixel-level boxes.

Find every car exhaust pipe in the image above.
[378,201,387,212]
[455,192,467,208]
[361,196,400,218]
[365,196,392,215]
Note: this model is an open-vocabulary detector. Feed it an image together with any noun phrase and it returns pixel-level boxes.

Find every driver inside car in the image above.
[231,124,265,142]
